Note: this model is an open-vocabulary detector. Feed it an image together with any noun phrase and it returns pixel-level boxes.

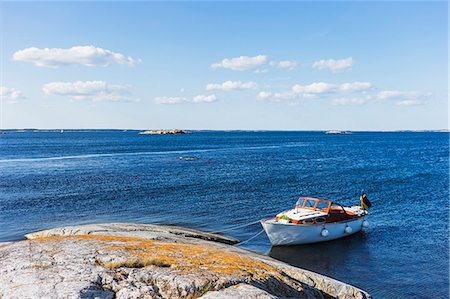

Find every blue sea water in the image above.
[0,131,448,298]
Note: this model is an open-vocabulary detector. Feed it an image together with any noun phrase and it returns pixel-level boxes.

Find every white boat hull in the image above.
[261,218,365,246]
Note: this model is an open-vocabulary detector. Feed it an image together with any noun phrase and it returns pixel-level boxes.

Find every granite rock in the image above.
[0,223,372,299]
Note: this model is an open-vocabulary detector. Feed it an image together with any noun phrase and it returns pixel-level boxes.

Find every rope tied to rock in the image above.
[209,219,262,234]
[236,229,265,246]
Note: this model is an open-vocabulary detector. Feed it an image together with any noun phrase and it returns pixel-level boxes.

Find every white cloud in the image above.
[254,68,269,74]
[258,81,373,102]
[271,91,296,101]
[291,82,371,95]
[43,81,139,102]
[193,94,217,103]
[13,46,140,68]
[256,91,272,100]
[155,94,217,104]
[211,55,267,71]
[206,80,258,91]
[257,82,430,107]
[377,90,402,100]
[377,90,430,106]
[377,90,420,101]
[339,82,372,91]
[292,82,336,94]
[312,57,354,72]
[270,60,298,70]
[154,96,188,104]
[256,92,285,102]
[43,81,106,96]
[211,55,301,72]
[396,99,423,106]
[332,98,368,106]
[0,86,25,103]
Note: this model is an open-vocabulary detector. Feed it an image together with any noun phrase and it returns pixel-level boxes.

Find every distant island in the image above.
[325,130,352,135]
[138,129,192,135]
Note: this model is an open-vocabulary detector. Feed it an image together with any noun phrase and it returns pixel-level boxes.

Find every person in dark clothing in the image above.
[360,192,372,210]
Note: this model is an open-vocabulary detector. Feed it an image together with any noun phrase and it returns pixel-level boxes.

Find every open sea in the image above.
[0,131,448,298]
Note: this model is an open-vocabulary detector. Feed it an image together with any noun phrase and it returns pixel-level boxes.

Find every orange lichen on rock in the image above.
[31,235,284,282]
[102,236,283,281]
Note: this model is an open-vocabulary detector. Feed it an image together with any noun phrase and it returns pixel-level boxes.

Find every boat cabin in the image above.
[296,197,332,214]
[276,197,363,225]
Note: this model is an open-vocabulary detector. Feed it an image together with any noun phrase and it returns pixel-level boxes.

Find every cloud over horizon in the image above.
[257,81,373,103]
[396,99,423,106]
[211,55,300,72]
[43,81,139,102]
[377,90,430,106]
[211,55,267,71]
[155,94,217,104]
[269,60,298,70]
[0,86,25,103]
[332,97,369,106]
[13,46,140,68]
[312,57,354,72]
[257,82,431,107]
[193,94,217,103]
[206,81,258,91]
[154,96,188,104]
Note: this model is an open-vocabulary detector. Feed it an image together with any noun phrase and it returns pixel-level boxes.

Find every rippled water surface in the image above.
[0,131,448,298]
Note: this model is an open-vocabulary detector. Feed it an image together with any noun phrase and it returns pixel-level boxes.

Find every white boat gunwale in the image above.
[261,216,366,226]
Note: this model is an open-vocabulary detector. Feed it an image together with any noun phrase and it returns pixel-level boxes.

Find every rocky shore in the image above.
[139,129,191,135]
[0,223,371,299]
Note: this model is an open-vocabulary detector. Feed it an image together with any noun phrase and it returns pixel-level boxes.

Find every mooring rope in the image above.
[209,219,262,234]
[236,229,265,246]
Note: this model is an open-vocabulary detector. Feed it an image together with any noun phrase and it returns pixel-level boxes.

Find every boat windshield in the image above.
[296,197,332,213]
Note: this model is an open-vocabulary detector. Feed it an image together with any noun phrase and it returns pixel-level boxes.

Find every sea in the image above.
[0,131,448,298]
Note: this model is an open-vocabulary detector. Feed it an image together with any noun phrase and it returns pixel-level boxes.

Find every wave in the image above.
[0,144,305,163]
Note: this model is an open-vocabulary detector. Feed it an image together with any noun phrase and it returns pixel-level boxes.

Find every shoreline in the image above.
[0,223,371,299]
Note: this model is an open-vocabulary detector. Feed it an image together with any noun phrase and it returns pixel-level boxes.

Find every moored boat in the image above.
[261,196,370,246]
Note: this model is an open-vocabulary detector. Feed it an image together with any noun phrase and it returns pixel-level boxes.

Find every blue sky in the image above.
[1,1,447,130]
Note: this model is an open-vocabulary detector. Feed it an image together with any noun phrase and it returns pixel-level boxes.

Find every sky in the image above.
[0,1,448,130]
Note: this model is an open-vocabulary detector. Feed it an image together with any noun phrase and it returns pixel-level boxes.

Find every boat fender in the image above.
[344,226,353,234]
[362,220,369,228]
[321,228,329,237]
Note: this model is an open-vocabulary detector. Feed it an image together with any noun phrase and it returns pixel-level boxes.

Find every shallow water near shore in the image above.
[0,131,448,298]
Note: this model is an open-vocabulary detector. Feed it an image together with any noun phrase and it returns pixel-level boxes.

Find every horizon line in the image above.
[1,128,449,133]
